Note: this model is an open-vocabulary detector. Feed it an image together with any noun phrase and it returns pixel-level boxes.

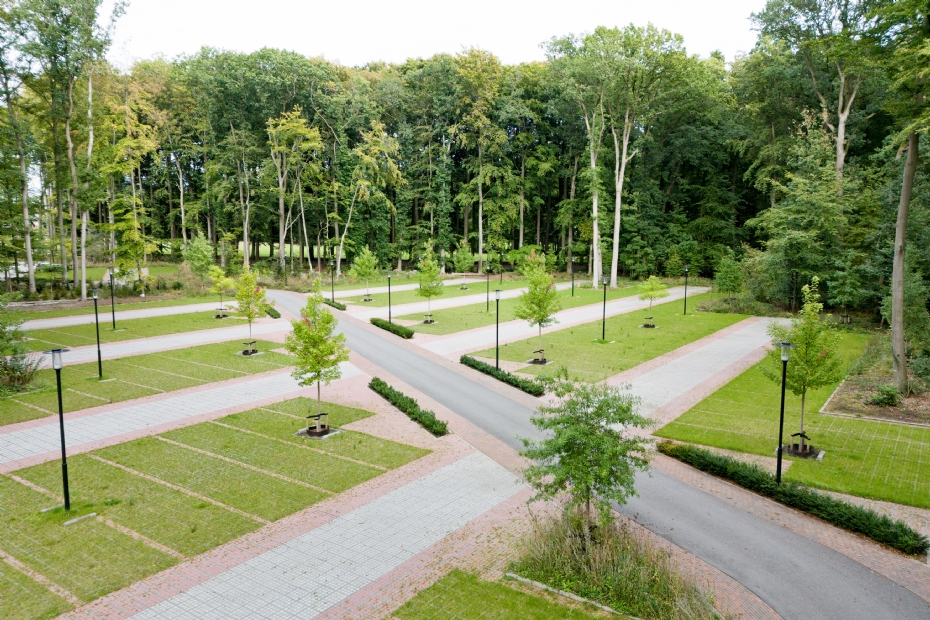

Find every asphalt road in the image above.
[270,290,930,620]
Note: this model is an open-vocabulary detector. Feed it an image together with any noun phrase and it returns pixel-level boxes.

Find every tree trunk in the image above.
[477,143,484,273]
[799,391,807,452]
[892,132,918,392]
[65,77,80,293]
[1,69,36,293]
[610,109,633,289]
[80,210,88,300]
[175,154,187,250]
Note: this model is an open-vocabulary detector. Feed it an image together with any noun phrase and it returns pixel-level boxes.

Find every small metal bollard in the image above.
[305,412,330,437]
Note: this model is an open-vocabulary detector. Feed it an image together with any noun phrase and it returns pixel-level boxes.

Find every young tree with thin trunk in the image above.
[286,279,350,417]
[638,275,669,311]
[415,245,444,320]
[514,256,561,356]
[348,246,379,300]
[235,269,267,347]
[452,238,474,289]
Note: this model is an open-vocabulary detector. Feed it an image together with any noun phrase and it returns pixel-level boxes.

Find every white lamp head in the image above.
[779,342,795,362]
[92,288,98,300]
[495,289,501,300]
[48,348,64,370]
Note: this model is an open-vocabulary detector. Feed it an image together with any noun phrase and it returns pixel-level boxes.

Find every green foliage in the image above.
[452,239,474,276]
[370,317,414,339]
[869,385,902,407]
[285,280,350,411]
[881,267,930,356]
[657,441,930,556]
[0,297,39,391]
[514,261,561,329]
[714,249,743,300]
[208,265,235,311]
[348,247,380,295]
[184,233,214,279]
[663,252,683,279]
[235,269,268,341]
[264,306,280,319]
[415,245,444,314]
[368,377,448,436]
[764,277,843,421]
[520,381,651,527]
[459,355,545,396]
[322,298,347,311]
[637,275,669,310]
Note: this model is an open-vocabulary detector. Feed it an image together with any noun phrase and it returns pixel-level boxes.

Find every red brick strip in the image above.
[95,516,186,561]
[0,548,82,606]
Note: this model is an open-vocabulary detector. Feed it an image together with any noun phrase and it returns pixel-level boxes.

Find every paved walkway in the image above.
[22,302,235,331]
[28,320,289,368]
[118,452,521,620]
[345,282,573,320]
[420,285,708,358]
[332,277,487,300]
[0,362,363,472]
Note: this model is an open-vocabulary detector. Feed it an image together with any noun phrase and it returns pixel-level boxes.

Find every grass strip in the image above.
[657,440,930,556]
[0,475,175,603]
[13,295,213,320]
[17,455,258,557]
[261,397,374,426]
[371,317,414,339]
[369,377,448,436]
[460,355,545,396]
[0,557,72,620]
[393,569,605,619]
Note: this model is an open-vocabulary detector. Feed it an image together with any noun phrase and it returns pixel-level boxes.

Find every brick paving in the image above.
[419,285,708,358]
[0,362,363,473]
[29,319,289,368]
[22,302,232,331]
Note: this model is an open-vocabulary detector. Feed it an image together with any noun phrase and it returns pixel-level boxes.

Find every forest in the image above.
[0,0,927,389]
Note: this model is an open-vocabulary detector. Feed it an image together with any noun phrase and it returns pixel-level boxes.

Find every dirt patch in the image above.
[826,380,930,425]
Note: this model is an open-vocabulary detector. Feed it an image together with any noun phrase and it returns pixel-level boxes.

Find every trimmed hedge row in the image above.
[368,377,448,436]
[264,306,281,319]
[657,441,930,556]
[460,355,545,396]
[371,317,414,339]
[322,298,347,311]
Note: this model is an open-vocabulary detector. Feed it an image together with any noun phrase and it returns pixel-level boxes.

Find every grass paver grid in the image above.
[0,398,429,617]
[474,293,744,383]
[345,278,534,308]
[657,333,930,508]
[0,340,291,426]
[14,295,215,320]
[25,311,247,351]
[400,285,639,336]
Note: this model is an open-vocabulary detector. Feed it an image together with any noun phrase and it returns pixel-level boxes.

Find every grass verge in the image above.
[510,515,718,619]
[476,293,743,383]
[393,569,607,619]
[350,278,531,308]
[655,333,930,509]
[13,295,215,320]
[0,558,71,620]
[0,340,291,427]
[658,441,929,555]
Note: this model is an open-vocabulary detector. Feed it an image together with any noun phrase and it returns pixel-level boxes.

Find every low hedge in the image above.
[264,306,281,319]
[460,355,545,396]
[322,298,347,311]
[657,441,930,556]
[371,317,414,339]
[368,377,448,436]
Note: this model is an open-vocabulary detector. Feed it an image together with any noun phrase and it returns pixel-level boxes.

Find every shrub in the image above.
[371,317,414,339]
[657,441,929,556]
[368,377,448,436]
[322,298,346,311]
[265,306,281,319]
[511,514,718,619]
[460,355,544,396]
[869,385,902,407]
[911,356,930,379]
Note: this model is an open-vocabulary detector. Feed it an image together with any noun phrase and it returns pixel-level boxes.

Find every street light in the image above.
[387,273,393,324]
[776,342,796,484]
[601,275,609,341]
[46,348,71,510]
[328,259,336,303]
[92,288,102,379]
[495,289,501,369]
[108,266,116,330]
[683,264,690,316]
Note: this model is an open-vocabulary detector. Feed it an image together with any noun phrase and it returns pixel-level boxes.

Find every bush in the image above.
[460,355,544,396]
[911,356,930,379]
[371,317,414,339]
[869,385,902,407]
[657,441,929,556]
[265,306,281,319]
[368,377,448,436]
[322,298,346,311]
[511,514,718,620]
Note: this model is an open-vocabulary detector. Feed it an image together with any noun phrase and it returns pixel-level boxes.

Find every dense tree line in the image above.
[0,0,927,387]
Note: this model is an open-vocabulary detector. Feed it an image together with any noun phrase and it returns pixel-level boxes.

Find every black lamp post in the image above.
[776,342,795,484]
[47,348,71,510]
[92,288,102,379]
[486,267,491,312]
[328,259,335,303]
[601,275,609,341]
[108,266,116,330]
[495,289,501,369]
[387,273,393,324]
[683,264,690,316]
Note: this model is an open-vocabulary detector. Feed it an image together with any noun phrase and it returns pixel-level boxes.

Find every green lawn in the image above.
[1,398,429,615]
[24,310,268,352]
[343,277,532,308]
[400,284,640,336]
[0,340,291,427]
[15,296,216,320]
[33,265,180,282]
[393,570,606,619]
[655,333,930,509]
[475,293,743,383]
